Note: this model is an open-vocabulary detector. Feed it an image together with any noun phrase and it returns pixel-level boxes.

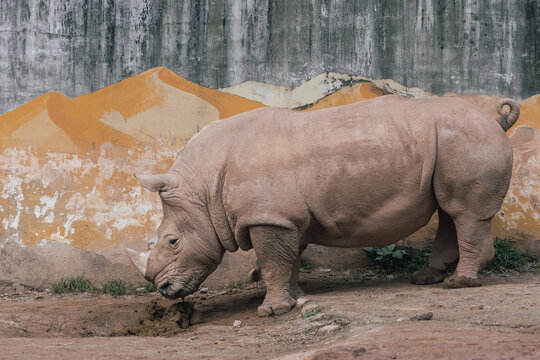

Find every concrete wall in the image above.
[1,0,539,115]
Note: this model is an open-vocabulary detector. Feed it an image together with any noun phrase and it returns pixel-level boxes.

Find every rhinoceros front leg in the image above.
[412,210,458,285]
[248,246,305,298]
[250,225,301,317]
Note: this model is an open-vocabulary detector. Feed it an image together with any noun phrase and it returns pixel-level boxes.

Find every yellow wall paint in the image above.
[0,67,538,253]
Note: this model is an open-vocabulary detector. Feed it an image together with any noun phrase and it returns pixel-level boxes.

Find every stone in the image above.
[233,320,242,328]
[295,296,311,309]
[410,312,433,321]
[317,324,341,335]
[13,283,25,295]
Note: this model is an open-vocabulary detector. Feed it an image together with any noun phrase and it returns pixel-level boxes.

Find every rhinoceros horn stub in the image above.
[126,248,149,276]
[134,173,179,192]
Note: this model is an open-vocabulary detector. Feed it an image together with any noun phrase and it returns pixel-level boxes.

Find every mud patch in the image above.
[127,300,204,336]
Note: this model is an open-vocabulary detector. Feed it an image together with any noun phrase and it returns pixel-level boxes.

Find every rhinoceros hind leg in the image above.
[412,210,458,285]
[289,247,307,298]
[250,226,301,317]
[443,216,494,288]
[412,263,447,285]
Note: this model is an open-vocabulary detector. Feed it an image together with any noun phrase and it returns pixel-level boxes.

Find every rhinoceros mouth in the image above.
[156,279,197,299]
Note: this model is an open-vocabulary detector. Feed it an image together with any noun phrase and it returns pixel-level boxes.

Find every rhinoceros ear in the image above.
[134,173,179,192]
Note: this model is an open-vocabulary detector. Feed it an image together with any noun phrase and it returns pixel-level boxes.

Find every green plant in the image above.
[102,280,128,296]
[483,238,535,273]
[364,244,429,274]
[142,282,156,293]
[51,277,95,294]
[302,309,319,318]
[300,259,313,271]
[227,280,244,290]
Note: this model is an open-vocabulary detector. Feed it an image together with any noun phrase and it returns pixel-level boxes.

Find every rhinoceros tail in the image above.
[496,98,520,132]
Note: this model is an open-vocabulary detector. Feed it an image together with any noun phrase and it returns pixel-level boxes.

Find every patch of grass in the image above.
[141,282,156,293]
[300,259,314,271]
[302,309,319,318]
[364,244,429,274]
[102,280,128,296]
[51,278,156,296]
[365,239,539,276]
[483,238,537,273]
[227,280,244,290]
[51,277,96,294]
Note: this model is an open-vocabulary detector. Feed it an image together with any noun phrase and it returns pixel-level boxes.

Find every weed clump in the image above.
[143,282,156,293]
[52,277,96,294]
[102,280,129,296]
[483,238,536,273]
[227,280,244,290]
[364,244,429,274]
[51,278,156,296]
[364,238,538,276]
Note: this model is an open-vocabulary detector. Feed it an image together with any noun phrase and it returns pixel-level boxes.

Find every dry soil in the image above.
[0,269,538,360]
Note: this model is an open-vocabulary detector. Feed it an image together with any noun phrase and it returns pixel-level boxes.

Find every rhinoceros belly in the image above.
[295,113,438,248]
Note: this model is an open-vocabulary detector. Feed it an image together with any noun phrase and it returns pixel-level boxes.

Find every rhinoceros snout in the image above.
[157,281,171,295]
[157,280,189,299]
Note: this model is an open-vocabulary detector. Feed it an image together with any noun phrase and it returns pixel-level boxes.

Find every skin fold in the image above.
[128,95,518,317]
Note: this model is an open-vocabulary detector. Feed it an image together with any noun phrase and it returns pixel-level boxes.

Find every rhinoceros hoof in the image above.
[411,263,447,285]
[442,275,481,289]
[258,298,296,317]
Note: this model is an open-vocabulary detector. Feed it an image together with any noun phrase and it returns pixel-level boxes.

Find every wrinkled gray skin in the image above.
[128,95,519,317]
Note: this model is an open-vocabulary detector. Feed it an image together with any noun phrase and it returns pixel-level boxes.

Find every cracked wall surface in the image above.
[1,0,539,115]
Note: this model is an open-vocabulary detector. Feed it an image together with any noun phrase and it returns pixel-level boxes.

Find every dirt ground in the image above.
[0,269,538,360]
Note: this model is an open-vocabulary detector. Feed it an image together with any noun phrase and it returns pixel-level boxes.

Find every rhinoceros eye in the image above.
[169,238,179,246]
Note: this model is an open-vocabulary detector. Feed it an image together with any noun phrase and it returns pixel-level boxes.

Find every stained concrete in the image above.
[0,0,539,115]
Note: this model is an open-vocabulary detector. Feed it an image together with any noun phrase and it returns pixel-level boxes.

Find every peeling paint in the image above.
[0,67,538,257]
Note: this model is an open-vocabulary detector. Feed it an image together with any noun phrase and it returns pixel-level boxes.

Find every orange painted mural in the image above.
[0,67,538,257]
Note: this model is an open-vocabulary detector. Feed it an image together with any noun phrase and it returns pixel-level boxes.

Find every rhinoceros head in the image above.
[127,172,224,299]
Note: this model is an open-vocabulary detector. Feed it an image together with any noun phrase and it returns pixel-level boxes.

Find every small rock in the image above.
[317,324,341,335]
[319,268,332,273]
[199,287,209,294]
[248,268,261,282]
[295,296,311,309]
[189,336,198,340]
[396,317,408,322]
[13,283,24,294]
[233,320,242,328]
[190,310,205,325]
[410,312,433,321]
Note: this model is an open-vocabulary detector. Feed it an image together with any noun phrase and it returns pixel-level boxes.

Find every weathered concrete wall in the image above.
[1,0,539,115]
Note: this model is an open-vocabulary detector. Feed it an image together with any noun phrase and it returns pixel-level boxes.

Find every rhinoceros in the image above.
[127,95,519,317]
